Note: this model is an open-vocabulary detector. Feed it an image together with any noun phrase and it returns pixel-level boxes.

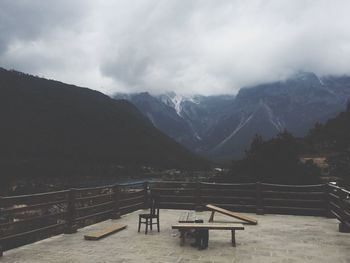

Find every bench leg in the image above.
[209,211,215,222]
[231,230,236,247]
[339,222,350,233]
[180,230,186,246]
[138,217,141,232]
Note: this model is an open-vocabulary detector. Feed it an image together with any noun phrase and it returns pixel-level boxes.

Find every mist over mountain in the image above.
[115,72,350,162]
[0,68,208,182]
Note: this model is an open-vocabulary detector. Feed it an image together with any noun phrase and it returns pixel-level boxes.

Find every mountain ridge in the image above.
[114,72,350,162]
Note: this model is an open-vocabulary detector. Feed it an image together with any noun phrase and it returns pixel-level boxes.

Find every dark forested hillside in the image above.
[306,102,350,153]
[304,103,350,185]
[224,103,350,185]
[225,131,320,184]
[0,68,207,184]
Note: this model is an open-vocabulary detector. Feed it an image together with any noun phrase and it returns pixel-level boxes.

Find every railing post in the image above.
[256,182,264,215]
[143,181,150,209]
[338,189,350,233]
[111,184,121,219]
[326,184,334,218]
[0,197,3,256]
[195,178,202,212]
[65,188,77,234]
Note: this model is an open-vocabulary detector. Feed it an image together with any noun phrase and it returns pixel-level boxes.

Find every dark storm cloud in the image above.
[0,1,87,52]
[1,0,350,95]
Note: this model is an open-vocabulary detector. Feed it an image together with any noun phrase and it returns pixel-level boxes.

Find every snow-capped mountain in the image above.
[114,72,350,162]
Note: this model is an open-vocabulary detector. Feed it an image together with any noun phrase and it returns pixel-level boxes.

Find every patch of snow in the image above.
[315,74,337,97]
[214,113,254,150]
[187,119,202,141]
[164,93,200,116]
[194,133,202,140]
[187,96,200,105]
[262,102,284,132]
[274,118,285,131]
[145,112,157,127]
[317,76,324,86]
[172,94,184,116]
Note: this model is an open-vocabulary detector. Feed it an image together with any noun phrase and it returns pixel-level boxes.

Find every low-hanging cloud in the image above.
[1,0,350,95]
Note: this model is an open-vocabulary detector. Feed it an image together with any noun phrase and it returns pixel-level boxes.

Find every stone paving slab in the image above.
[1,210,350,263]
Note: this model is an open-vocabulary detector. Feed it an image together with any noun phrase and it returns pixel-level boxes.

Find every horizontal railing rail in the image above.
[0,180,348,257]
[260,183,327,216]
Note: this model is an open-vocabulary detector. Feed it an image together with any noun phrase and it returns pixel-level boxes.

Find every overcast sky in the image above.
[1,0,350,95]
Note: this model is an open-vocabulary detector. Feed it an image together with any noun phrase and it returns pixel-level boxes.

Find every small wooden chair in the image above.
[138,198,159,234]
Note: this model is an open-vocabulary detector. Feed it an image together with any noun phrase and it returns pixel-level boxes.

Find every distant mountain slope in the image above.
[0,68,207,180]
[115,72,350,162]
[207,72,350,160]
[113,92,236,152]
[116,92,198,148]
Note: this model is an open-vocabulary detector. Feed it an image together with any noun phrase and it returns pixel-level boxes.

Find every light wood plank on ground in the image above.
[84,224,127,240]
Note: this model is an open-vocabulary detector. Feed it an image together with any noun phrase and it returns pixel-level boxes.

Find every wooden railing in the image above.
[0,181,348,256]
[150,181,328,216]
[0,182,147,254]
[328,184,350,232]
[0,189,69,254]
[260,183,327,216]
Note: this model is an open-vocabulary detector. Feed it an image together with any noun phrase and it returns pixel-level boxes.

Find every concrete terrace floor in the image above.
[2,210,350,263]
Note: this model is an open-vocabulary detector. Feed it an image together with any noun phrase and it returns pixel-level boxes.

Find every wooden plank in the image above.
[0,223,66,243]
[2,199,67,213]
[0,211,67,229]
[2,190,69,201]
[206,204,258,225]
[76,193,112,202]
[263,198,325,208]
[172,223,244,230]
[84,224,127,240]
[201,196,256,202]
[263,191,325,199]
[201,182,256,188]
[261,183,326,189]
[76,201,114,212]
[178,211,195,223]
[76,209,113,222]
[201,189,255,196]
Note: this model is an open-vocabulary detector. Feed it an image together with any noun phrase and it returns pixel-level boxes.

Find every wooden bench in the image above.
[178,211,196,240]
[206,204,258,225]
[172,223,244,247]
[84,224,127,240]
